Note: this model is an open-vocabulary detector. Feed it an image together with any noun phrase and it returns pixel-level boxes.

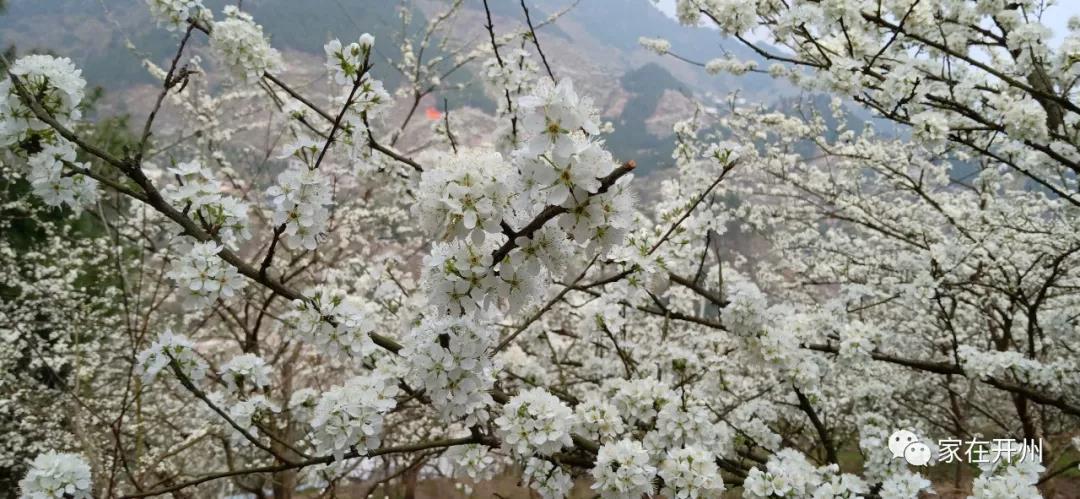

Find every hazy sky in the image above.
[650,0,1080,46]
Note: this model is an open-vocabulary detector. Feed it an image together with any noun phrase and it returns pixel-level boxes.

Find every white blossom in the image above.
[495,387,574,457]
[135,329,207,384]
[266,161,333,250]
[659,446,725,499]
[18,452,92,499]
[165,239,248,308]
[220,353,271,393]
[447,444,497,482]
[145,0,210,31]
[414,148,512,242]
[591,439,657,499]
[25,140,98,212]
[209,6,283,84]
[518,78,600,159]
[324,35,373,85]
[289,287,377,357]
[523,457,573,499]
[163,160,251,245]
[310,374,398,460]
[1,55,85,146]
[228,395,280,443]
[403,316,495,425]
[573,396,625,442]
[639,36,671,55]
[879,473,933,499]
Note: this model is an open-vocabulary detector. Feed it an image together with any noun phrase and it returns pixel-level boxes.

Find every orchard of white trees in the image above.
[2,0,1079,497]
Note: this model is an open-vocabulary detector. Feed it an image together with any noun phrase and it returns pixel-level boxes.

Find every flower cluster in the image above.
[0,55,85,146]
[145,0,210,31]
[25,140,99,213]
[481,49,538,109]
[518,78,600,158]
[494,387,574,457]
[969,454,1044,499]
[228,395,280,443]
[591,439,657,499]
[209,6,283,84]
[958,346,1074,390]
[266,162,333,250]
[309,374,398,460]
[402,316,495,424]
[556,170,634,253]
[287,388,319,426]
[743,449,867,498]
[639,36,671,55]
[163,160,251,245]
[421,239,499,316]
[165,240,248,308]
[414,149,512,242]
[910,111,950,145]
[607,377,675,426]
[573,396,625,442]
[0,56,100,211]
[288,287,376,357]
[324,34,374,85]
[646,403,731,458]
[135,329,208,384]
[704,57,758,75]
[523,458,574,499]
[448,444,497,482]
[879,473,933,499]
[17,452,92,499]
[412,76,634,336]
[658,446,725,499]
[220,353,272,393]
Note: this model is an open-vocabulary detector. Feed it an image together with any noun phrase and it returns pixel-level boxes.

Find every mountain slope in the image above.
[0,0,799,172]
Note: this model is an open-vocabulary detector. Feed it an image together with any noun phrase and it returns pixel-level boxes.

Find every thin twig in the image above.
[137,24,195,161]
[442,97,457,153]
[520,0,556,82]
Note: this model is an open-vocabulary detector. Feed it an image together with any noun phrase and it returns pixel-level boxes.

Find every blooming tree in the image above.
[3,0,1080,498]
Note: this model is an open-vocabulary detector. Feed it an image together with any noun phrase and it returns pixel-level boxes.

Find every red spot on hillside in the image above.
[425,107,442,121]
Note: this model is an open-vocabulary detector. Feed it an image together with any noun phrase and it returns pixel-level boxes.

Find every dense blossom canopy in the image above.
[3,0,1080,498]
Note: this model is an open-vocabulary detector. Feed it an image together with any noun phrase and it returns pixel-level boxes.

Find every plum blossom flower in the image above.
[310,374,398,460]
[421,239,499,317]
[267,161,333,250]
[25,140,98,212]
[1,55,85,146]
[574,396,625,442]
[523,458,573,499]
[639,36,672,55]
[163,160,251,245]
[495,387,574,457]
[165,239,248,307]
[403,316,495,425]
[591,439,657,499]
[288,287,377,357]
[135,329,208,384]
[228,395,280,443]
[413,149,512,242]
[209,6,283,84]
[166,240,248,308]
[518,78,600,159]
[18,452,92,499]
[220,353,272,393]
[324,34,374,85]
[146,0,211,30]
[659,446,725,499]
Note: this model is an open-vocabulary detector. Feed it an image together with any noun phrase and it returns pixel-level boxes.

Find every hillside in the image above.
[0,0,800,172]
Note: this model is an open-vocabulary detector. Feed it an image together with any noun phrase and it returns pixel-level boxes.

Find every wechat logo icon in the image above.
[889,429,932,466]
